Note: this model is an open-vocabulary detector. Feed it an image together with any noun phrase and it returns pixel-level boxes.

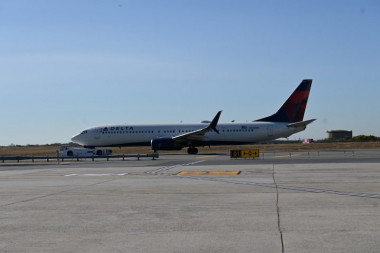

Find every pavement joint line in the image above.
[176,175,380,199]
[0,178,118,208]
[272,163,285,253]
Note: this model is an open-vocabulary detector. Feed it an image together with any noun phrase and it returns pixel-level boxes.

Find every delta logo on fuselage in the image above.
[102,126,134,132]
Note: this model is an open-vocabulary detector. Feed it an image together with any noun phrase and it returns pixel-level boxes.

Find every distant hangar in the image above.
[327,130,353,139]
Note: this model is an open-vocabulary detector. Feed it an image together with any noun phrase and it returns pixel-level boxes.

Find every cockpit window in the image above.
[81,130,88,134]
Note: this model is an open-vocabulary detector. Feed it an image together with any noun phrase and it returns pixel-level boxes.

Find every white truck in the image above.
[59,146,112,157]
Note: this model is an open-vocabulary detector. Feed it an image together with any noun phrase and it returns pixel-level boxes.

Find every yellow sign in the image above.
[241,149,259,158]
[230,149,259,158]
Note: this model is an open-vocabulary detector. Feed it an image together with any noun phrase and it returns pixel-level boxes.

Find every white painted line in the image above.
[146,160,206,175]
[65,173,128,177]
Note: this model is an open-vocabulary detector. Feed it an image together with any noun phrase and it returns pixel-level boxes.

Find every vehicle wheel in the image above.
[96,150,103,156]
[67,151,73,156]
[187,147,198,155]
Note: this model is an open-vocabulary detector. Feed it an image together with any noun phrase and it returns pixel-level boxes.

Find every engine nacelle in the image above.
[151,137,183,151]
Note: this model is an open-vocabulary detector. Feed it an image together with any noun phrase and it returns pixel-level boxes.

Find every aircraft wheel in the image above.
[187,147,198,155]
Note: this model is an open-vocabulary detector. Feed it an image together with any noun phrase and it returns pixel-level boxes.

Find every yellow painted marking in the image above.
[177,170,241,176]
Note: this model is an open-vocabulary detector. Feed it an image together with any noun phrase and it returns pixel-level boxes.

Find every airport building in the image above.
[326,130,353,139]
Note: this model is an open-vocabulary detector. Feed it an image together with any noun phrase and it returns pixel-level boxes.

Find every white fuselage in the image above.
[71,121,305,147]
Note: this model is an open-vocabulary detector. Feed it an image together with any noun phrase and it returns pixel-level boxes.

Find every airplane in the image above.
[71,79,315,154]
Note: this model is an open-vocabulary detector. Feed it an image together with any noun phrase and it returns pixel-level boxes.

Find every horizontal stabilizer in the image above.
[287,119,316,128]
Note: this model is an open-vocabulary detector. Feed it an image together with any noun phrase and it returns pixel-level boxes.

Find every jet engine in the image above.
[151,137,183,151]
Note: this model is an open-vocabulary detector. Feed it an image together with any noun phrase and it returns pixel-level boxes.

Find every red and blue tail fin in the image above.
[256,79,312,123]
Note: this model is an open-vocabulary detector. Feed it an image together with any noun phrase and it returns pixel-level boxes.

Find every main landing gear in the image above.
[187,147,198,155]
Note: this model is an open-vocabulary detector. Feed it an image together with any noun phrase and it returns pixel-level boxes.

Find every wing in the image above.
[173,111,222,144]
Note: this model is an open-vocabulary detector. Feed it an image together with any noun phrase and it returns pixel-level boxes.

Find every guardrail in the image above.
[226,149,367,160]
[258,150,357,159]
[0,153,159,163]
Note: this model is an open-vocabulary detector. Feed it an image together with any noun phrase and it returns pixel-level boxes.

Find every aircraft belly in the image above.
[274,126,300,139]
[207,133,257,144]
[92,134,154,147]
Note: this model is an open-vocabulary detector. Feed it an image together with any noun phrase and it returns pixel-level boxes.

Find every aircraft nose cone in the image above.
[71,134,81,144]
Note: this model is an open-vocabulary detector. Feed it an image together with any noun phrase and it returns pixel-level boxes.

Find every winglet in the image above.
[209,111,222,134]
[172,111,223,142]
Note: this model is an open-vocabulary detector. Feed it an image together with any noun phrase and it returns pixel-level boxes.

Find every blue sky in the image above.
[1,0,379,145]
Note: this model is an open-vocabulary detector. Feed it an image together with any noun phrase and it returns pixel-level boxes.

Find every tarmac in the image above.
[1,150,380,253]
